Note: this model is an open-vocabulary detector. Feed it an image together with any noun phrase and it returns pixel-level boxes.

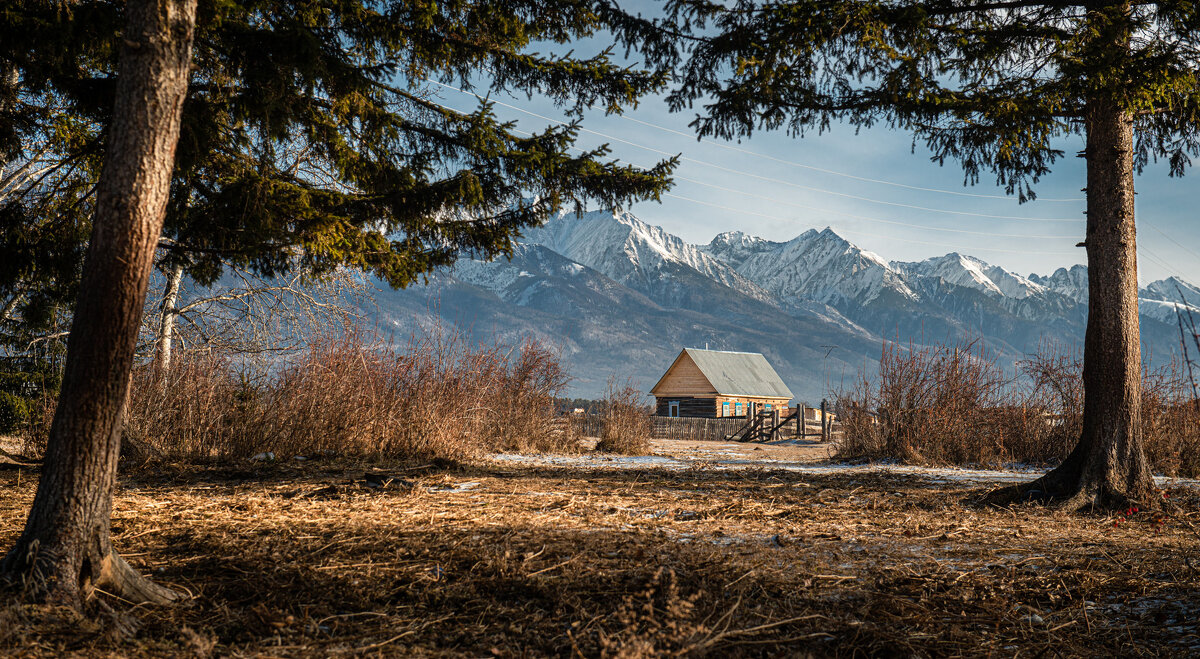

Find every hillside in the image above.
[367,208,1200,400]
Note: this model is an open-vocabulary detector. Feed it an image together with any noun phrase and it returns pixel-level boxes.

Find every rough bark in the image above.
[988,96,1153,509]
[0,0,197,607]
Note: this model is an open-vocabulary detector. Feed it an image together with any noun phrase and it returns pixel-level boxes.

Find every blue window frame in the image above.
[735,402,743,415]
[722,401,730,416]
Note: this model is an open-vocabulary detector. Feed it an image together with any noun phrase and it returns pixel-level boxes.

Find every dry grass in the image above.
[837,340,1200,475]
[3,446,1200,656]
[594,379,652,455]
[26,329,579,463]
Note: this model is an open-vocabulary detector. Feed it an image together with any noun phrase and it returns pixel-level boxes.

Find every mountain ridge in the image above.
[367,207,1199,400]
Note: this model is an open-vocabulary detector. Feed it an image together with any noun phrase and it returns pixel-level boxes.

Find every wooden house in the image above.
[650,348,793,418]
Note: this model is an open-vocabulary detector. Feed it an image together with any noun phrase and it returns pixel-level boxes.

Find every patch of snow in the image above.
[1139,297,1200,324]
[718,227,919,306]
[489,452,1200,490]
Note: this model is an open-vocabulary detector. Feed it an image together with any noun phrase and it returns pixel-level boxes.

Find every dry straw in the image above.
[27,326,579,462]
[837,339,1200,475]
[594,377,652,455]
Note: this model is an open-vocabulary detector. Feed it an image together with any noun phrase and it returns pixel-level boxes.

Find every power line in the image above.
[429,80,1084,223]
[428,82,1198,276]
[1143,221,1200,265]
[443,97,1081,245]
[671,174,1079,239]
[676,158,1082,222]
[435,97,1080,255]
[618,114,1088,203]
[660,192,1079,256]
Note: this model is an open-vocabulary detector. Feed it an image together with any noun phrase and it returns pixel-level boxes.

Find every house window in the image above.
[722,401,729,417]
[669,401,679,418]
[735,402,743,416]
[765,403,772,411]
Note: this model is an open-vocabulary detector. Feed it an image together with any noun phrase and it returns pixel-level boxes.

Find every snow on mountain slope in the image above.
[708,228,918,306]
[701,231,779,269]
[453,243,583,298]
[451,243,662,317]
[1138,298,1200,324]
[702,225,1199,335]
[1029,265,1089,304]
[983,265,1047,299]
[520,208,772,304]
[894,253,1004,297]
[1134,277,1200,324]
[892,253,1048,300]
[1016,268,1200,322]
[1143,276,1200,308]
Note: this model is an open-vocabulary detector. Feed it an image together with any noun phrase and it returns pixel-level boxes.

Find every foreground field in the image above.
[2,439,1199,657]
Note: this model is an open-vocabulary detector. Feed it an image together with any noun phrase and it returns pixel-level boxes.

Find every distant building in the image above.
[650,348,793,418]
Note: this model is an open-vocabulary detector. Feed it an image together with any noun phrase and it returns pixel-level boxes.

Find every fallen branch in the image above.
[0,448,38,468]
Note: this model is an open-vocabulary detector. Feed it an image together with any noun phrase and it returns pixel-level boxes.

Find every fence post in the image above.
[798,404,805,437]
[820,399,828,443]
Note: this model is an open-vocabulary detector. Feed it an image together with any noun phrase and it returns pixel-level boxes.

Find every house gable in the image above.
[650,350,718,397]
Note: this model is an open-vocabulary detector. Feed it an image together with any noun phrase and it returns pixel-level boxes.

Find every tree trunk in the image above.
[0,0,197,608]
[154,263,184,380]
[991,97,1153,509]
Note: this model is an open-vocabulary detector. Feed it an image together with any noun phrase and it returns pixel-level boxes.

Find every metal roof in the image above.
[679,348,793,399]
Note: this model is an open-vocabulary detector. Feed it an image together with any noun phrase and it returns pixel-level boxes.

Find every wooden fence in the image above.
[568,414,604,439]
[565,413,842,443]
[651,416,749,441]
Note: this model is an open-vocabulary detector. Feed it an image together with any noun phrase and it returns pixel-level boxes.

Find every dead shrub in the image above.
[1142,359,1200,477]
[837,339,1200,475]
[594,568,707,657]
[80,326,580,462]
[479,341,576,453]
[836,339,1023,466]
[594,378,652,455]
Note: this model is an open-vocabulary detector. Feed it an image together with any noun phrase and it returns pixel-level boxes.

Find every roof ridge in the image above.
[685,347,762,356]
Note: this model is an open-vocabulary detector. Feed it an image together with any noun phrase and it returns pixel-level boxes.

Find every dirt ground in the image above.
[2,438,1199,657]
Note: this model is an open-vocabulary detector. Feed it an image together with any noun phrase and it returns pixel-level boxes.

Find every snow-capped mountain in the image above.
[896,253,1047,300]
[1029,265,1090,304]
[1143,276,1200,307]
[368,206,1198,399]
[1138,277,1200,324]
[520,208,774,312]
[704,228,918,306]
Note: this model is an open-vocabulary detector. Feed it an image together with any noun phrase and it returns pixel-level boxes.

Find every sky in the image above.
[427,23,1200,287]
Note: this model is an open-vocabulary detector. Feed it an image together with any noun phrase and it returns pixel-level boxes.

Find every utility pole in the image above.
[820,345,839,398]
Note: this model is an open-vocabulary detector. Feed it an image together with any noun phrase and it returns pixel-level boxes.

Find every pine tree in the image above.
[0,0,199,608]
[0,0,677,298]
[659,0,1200,508]
[0,0,676,607]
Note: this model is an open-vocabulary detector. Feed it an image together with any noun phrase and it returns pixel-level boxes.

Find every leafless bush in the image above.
[594,378,652,455]
[480,341,574,453]
[1142,358,1200,477]
[837,339,1200,475]
[90,326,579,462]
[140,261,372,372]
[836,340,1021,465]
